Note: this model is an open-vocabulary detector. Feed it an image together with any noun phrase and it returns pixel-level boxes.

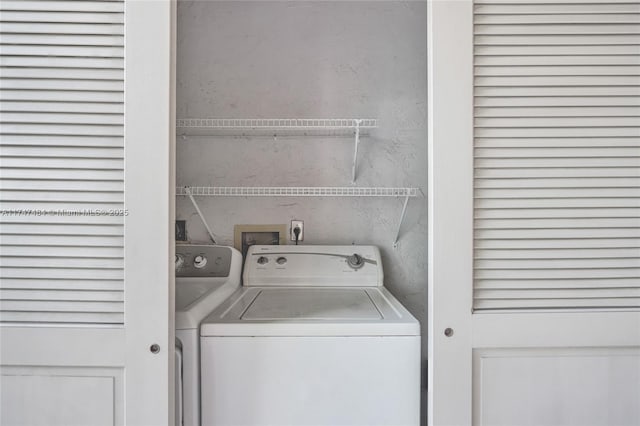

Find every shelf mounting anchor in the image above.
[351,119,362,184]
[393,194,411,249]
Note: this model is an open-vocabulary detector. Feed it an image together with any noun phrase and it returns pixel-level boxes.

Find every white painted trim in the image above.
[124,0,175,424]
[428,0,475,424]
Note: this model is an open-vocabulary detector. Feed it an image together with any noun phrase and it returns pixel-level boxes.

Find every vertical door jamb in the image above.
[124,1,176,424]
[427,1,475,424]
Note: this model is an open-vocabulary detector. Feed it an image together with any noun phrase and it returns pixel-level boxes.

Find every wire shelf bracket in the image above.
[177,186,421,247]
[351,119,361,183]
[393,194,411,249]
[184,186,217,244]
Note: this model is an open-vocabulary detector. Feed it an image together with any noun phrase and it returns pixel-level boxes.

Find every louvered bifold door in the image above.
[473,0,640,310]
[0,0,125,324]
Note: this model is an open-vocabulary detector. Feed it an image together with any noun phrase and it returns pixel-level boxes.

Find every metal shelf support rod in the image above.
[351,119,362,183]
[393,195,411,249]
[184,186,217,244]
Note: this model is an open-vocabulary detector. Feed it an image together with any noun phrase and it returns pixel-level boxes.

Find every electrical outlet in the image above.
[175,220,187,241]
[290,220,304,242]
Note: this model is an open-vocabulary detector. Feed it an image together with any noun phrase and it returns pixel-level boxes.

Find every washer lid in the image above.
[176,277,241,330]
[175,245,243,330]
[176,279,223,312]
[241,288,382,321]
[200,286,420,337]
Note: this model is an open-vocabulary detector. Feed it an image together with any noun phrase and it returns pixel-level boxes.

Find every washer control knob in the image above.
[257,256,269,265]
[193,254,207,269]
[175,254,185,270]
[276,256,287,265]
[346,253,365,269]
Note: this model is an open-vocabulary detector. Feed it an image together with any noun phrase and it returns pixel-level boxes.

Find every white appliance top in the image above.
[175,245,242,330]
[200,245,419,337]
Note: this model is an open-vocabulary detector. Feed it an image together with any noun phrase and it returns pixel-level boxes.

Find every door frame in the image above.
[124,0,176,424]
[427,1,475,424]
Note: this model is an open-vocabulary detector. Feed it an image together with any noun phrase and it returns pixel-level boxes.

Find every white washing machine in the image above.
[175,244,242,426]
[200,245,421,426]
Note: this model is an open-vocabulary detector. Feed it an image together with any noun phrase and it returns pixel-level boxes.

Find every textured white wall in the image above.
[176,0,427,405]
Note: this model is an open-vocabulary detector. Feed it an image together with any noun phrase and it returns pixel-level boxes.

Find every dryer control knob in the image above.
[346,253,365,269]
[276,256,287,265]
[257,256,269,265]
[194,254,207,269]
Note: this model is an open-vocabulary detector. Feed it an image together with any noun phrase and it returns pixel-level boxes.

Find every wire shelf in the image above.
[176,118,377,130]
[176,118,378,139]
[177,185,420,247]
[176,118,378,183]
[177,186,419,197]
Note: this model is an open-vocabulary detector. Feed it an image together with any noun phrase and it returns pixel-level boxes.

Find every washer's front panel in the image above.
[201,336,421,426]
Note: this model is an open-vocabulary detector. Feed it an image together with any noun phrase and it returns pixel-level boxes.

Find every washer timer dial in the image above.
[346,253,365,269]
[193,254,208,269]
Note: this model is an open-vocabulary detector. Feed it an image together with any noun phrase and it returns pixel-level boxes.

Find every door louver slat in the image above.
[0,0,125,325]
[473,0,640,311]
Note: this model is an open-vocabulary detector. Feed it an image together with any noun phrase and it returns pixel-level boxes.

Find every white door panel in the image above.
[1,366,124,426]
[0,0,175,424]
[428,1,640,425]
[473,348,640,426]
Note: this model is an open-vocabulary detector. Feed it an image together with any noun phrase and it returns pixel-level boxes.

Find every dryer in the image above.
[175,244,242,426]
[200,245,420,426]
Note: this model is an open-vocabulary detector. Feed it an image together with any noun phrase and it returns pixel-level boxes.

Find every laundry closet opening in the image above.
[174,1,428,424]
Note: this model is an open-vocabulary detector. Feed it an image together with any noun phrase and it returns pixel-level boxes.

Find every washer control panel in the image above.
[244,245,383,287]
[175,244,232,277]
